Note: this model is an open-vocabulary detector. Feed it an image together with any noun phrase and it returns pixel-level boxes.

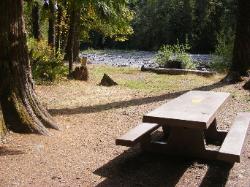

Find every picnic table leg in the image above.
[142,126,219,159]
[140,134,152,148]
[162,125,171,139]
[166,127,206,155]
[205,119,227,145]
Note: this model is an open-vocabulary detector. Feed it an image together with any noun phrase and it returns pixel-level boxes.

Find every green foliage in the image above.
[156,45,173,65]
[156,41,196,69]
[127,0,196,50]
[211,31,234,73]
[28,39,67,82]
[91,1,134,41]
[68,0,134,43]
[24,0,50,39]
[106,0,236,53]
[176,53,196,69]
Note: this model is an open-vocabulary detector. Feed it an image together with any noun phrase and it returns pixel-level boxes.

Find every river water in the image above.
[81,50,213,69]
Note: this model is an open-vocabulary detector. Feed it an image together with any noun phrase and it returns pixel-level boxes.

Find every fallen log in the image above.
[141,66,215,77]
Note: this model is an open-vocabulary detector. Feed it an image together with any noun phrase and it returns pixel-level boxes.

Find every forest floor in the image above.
[0,64,250,187]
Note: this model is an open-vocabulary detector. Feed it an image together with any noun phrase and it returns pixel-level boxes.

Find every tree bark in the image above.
[48,0,56,48]
[225,0,250,82]
[0,0,58,135]
[0,105,6,139]
[65,5,81,74]
[55,4,63,52]
[243,79,250,90]
[32,1,41,40]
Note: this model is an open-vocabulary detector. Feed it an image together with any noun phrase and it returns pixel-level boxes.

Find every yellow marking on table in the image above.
[192,98,203,104]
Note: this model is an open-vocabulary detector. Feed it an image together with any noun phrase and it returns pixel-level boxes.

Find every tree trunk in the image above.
[66,9,75,74]
[225,0,250,82]
[0,105,6,139]
[243,79,250,90]
[73,9,81,62]
[65,6,81,74]
[55,4,63,52]
[32,1,41,40]
[0,0,58,135]
[48,0,56,48]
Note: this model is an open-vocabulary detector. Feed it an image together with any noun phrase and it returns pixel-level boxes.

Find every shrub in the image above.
[211,31,234,73]
[176,53,196,70]
[156,45,175,66]
[28,39,67,82]
[156,41,196,69]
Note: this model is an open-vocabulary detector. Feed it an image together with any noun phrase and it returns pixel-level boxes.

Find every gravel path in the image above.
[0,67,249,186]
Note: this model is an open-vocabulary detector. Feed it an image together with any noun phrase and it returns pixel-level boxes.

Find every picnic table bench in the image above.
[116,91,250,163]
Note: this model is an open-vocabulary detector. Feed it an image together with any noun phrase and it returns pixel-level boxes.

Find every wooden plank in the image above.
[218,112,250,163]
[143,91,230,129]
[116,123,160,147]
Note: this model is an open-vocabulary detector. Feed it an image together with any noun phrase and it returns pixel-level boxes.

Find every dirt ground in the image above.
[0,67,250,187]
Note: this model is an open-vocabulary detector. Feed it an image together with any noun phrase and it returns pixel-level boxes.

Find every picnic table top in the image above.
[143,91,231,129]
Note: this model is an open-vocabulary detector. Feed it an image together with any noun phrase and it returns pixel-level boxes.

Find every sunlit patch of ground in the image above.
[0,64,249,186]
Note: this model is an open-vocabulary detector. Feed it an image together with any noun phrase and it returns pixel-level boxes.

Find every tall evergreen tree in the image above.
[0,0,58,137]
[32,1,42,40]
[65,1,81,74]
[48,0,56,47]
[225,0,250,82]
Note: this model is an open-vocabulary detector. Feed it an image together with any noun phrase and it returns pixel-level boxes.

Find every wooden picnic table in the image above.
[116,91,250,163]
[143,91,230,129]
[142,91,231,159]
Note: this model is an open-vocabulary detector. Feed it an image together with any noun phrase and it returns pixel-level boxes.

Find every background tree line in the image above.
[91,0,237,54]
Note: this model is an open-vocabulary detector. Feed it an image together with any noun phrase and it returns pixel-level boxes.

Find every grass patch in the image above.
[89,65,223,93]
[91,65,138,76]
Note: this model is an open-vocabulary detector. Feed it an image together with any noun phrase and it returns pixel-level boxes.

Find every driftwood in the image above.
[141,66,215,77]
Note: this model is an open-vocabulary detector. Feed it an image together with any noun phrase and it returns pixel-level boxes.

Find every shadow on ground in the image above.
[0,146,25,156]
[49,81,225,116]
[94,148,233,187]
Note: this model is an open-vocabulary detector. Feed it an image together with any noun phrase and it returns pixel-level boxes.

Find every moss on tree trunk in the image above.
[0,0,58,135]
[0,105,6,139]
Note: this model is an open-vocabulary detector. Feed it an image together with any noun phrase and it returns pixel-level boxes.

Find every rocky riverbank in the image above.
[81,50,213,70]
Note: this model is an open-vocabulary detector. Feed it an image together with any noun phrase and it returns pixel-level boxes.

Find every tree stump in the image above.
[243,79,250,90]
[71,65,89,81]
[222,71,244,83]
[99,74,118,86]
[80,57,87,66]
